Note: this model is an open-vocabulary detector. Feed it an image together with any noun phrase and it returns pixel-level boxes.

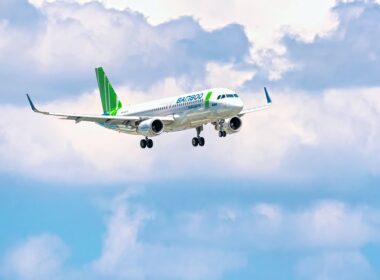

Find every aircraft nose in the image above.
[232,99,243,111]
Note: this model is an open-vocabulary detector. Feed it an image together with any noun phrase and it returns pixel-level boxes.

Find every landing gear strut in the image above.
[140,137,153,149]
[192,126,205,147]
[217,120,227,138]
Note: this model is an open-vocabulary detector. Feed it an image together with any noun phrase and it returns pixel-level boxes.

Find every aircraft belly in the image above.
[166,107,218,132]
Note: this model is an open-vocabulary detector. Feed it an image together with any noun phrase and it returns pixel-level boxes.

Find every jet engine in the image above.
[224,116,242,134]
[137,119,164,137]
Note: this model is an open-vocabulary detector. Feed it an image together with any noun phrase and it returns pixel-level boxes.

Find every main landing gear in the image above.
[140,137,153,149]
[192,126,205,147]
[219,131,227,137]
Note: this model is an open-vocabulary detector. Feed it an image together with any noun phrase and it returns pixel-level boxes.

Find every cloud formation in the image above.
[92,192,245,280]
[157,201,380,251]
[1,234,68,280]
[1,0,250,103]
[250,1,380,90]
[2,194,380,280]
[68,0,339,49]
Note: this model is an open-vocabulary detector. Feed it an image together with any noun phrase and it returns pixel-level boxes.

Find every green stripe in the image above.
[205,91,212,108]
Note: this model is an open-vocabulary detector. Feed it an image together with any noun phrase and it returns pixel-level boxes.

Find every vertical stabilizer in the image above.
[95,67,123,115]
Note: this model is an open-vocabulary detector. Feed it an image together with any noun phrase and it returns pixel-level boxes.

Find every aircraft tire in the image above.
[192,137,199,147]
[147,139,153,148]
[198,137,205,146]
[140,139,147,149]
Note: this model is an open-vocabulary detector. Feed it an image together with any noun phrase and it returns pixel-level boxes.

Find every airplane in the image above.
[27,67,272,149]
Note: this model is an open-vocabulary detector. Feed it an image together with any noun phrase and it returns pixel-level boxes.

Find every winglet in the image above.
[264,87,272,104]
[26,94,38,112]
[26,94,48,115]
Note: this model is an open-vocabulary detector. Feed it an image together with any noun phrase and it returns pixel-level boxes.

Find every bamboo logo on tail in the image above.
[95,67,123,116]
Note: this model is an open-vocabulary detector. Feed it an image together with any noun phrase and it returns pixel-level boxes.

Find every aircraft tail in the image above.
[95,67,123,115]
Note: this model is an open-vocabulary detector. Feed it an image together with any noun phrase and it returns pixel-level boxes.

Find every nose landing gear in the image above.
[216,120,227,137]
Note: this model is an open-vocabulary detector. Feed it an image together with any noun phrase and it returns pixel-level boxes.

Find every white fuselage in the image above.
[103,88,243,135]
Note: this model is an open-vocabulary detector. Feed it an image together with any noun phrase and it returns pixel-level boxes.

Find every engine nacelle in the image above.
[137,119,164,137]
[224,116,242,134]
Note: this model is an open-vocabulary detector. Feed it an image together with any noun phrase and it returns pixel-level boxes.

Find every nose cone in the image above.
[231,98,243,112]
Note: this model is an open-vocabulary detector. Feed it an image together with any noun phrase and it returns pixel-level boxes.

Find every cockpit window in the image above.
[234,94,239,97]
[221,95,226,99]
[227,94,234,98]
[217,95,221,100]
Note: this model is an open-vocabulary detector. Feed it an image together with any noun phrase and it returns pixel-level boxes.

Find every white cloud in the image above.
[1,234,68,280]
[291,201,378,248]
[26,0,343,81]
[168,201,380,251]
[92,192,245,280]
[58,0,339,48]
[205,62,254,89]
[1,0,254,103]
[29,1,153,73]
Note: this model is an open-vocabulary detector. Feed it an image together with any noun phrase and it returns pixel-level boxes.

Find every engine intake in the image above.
[138,119,164,137]
[226,116,242,134]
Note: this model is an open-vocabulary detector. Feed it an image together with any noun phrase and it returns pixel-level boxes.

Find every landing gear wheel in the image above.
[223,131,227,137]
[147,139,153,148]
[198,137,205,146]
[192,137,199,147]
[140,139,147,149]
[219,131,223,137]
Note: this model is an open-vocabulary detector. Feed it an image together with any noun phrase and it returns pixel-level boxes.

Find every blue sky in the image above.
[1,0,380,279]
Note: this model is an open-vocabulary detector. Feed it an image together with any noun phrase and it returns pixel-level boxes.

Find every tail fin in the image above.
[95,67,123,115]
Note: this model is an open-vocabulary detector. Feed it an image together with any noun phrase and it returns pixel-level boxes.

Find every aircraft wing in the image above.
[26,94,174,125]
[238,87,272,116]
